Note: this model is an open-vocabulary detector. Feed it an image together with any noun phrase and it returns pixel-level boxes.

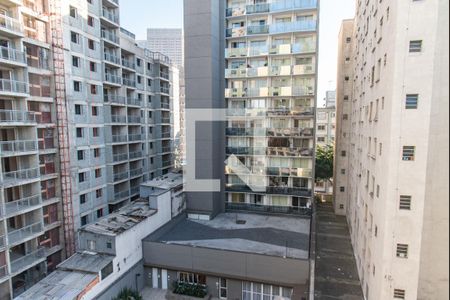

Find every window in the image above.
[90,61,97,72]
[88,39,95,50]
[72,56,80,67]
[88,240,96,251]
[137,76,142,84]
[340,187,345,192]
[343,114,349,120]
[402,146,416,161]
[96,188,103,198]
[178,272,206,285]
[87,16,94,27]
[397,244,409,258]
[76,128,84,138]
[93,128,100,137]
[318,137,326,142]
[341,169,346,175]
[90,85,98,95]
[406,94,419,109]
[346,37,351,43]
[94,148,101,158]
[376,185,380,197]
[318,125,326,131]
[409,40,422,53]
[92,106,99,116]
[400,195,412,210]
[80,194,87,205]
[242,282,292,300]
[75,104,82,115]
[219,278,227,299]
[70,6,77,18]
[74,81,81,92]
[106,242,112,249]
[78,172,86,183]
[394,289,406,299]
[81,215,88,226]
[97,209,103,218]
[341,151,347,157]
[95,168,102,178]
[71,32,79,44]
[77,150,85,161]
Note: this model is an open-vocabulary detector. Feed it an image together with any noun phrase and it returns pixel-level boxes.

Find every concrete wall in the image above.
[184,0,226,218]
[143,242,309,287]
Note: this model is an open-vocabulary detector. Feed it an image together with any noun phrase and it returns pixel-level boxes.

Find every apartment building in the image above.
[334,1,449,299]
[316,105,335,147]
[224,0,318,213]
[61,0,174,233]
[0,0,65,298]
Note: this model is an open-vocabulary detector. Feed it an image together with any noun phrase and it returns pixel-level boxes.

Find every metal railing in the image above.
[127,97,141,106]
[104,73,122,85]
[0,140,38,156]
[111,115,127,123]
[2,168,40,184]
[104,94,126,105]
[0,14,23,33]
[226,202,312,216]
[10,247,46,274]
[0,79,28,94]
[128,134,142,142]
[162,146,172,153]
[104,52,121,65]
[102,8,119,23]
[101,30,119,44]
[5,195,42,216]
[113,171,128,182]
[128,116,141,123]
[123,78,136,87]
[8,222,44,245]
[114,190,129,201]
[0,46,26,63]
[111,135,128,143]
[160,87,170,94]
[113,153,128,162]
[162,160,173,168]
[270,20,316,34]
[130,168,143,178]
[129,151,143,159]
[122,58,136,70]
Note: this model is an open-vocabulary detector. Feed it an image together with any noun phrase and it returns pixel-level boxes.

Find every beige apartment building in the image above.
[334,1,449,300]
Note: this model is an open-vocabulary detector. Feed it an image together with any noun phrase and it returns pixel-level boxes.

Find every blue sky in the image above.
[121,0,355,106]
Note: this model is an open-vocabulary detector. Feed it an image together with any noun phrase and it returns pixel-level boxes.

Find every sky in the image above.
[121,0,355,107]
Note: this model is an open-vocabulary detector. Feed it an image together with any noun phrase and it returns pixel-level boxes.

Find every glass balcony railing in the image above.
[101,30,119,44]
[0,140,38,156]
[123,78,136,87]
[226,147,314,157]
[270,20,316,34]
[113,152,128,162]
[226,0,317,17]
[0,46,26,64]
[247,24,270,35]
[113,171,128,182]
[115,190,129,201]
[104,73,122,85]
[226,202,312,216]
[111,115,127,123]
[127,97,141,106]
[226,184,312,197]
[0,79,28,94]
[102,8,119,24]
[111,135,128,143]
[130,168,143,178]
[128,116,141,124]
[129,151,143,160]
[10,247,46,274]
[1,168,40,185]
[5,195,42,216]
[0,14,23,34]
[104,94,126,105]
[104,52,121,65]
[8,222,44,245]
[122,58,136,70]
[128,134,142,142]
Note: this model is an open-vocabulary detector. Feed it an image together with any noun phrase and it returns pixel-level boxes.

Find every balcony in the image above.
[160,71,169,80]
[101,30,119,44]
[129,168,143,178]
[0,235,4,249]
[104,73,122,85]
[1,168,40,186]
[0,140,38,157]
[0,14,23,36]
[226,202,311,216]
[123,78,136,88]
[110,115,127,124]
[104,94,126,105]
[122,58,136,70]
[161,102,170,109]
[114,190,129,201]
[128,134,142,142]
[5,195,42,217]
[226,27,246,38]
[161,117,171,124]
[270,20,316,34]
[101,8,119,24]
[226,0,317,18]
[104,52,121,65]
[0,264,7,280]
[127,97,141,107]
[162,160,172,168]
[130,186,140,196]
[247,24,270,35]
[0,79,29,95]
[0,46,26,65]
[162,146,172,153]
[161,132,171,139]
[113,152,128,163]
[129,151,143,160]
[226,128,267,137]
[113,171,128,182]
[128,115,141,124]
[10,247,46,274]
[246,3,270,14]
[160,87,170,95]
[225,47,248,58]
[111,135,128,144]
[8,222,44,245]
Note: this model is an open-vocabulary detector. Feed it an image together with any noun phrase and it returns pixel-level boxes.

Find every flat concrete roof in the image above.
[141,172,183,191]
[80,200,157,236]
[15,270,97,300]
[146,213,310,260]
[58,252,114,274]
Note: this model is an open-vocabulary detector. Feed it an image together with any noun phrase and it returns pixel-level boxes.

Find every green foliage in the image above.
[113,288,142,300]
[315,144,334,181]
[173,281,208,298]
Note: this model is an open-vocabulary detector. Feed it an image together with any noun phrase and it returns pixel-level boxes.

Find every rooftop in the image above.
[146,213,311,260]
[81,200,157,236]
[15,270,97,300]
[58,252,114,274]
[141,171,184,192]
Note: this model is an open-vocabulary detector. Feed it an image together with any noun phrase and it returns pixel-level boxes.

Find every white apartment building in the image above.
[316,105,335,147]
[334,1,449,300]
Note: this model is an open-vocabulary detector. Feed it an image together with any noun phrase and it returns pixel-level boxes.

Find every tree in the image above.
[315,144,334,181]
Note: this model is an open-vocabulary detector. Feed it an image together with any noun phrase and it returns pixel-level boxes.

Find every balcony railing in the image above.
[104,94,126,105]
[111,135,128,143]
[113,171,128,182]
[161,117,171,124]
[2,168,40,185]
[270,20,316,34]
[122,58,136,70]
[128,134,142,142]
[123,78,136,87]
[160,72,169,80]
[101,30,119,44]
[8,222,44,245]
[5,195,42,216]
[0,79,28,94]
[0,46,26,64]
[130,168,143,178]
[128,116,141,123]
[10,247,46,274]
[104,52,121,65]
[111,115,127,123]
[162,146,172,153]
[162,160,173,168]
[104,73,122,85]
[0,14,23,34]
[226,0,317,17]
[114,190,129,201]
[113,152,128,162]
[130,187,140,196]
[127,97,141,106]
[129,151,143,160]
[102,8,119,24]
[0,140,38,156]
[247,24,270,35]
[226,202,311,216]
[226,147,314,157]
[0,235,4,249]
[160,87,170,94]
[0,264,7,280]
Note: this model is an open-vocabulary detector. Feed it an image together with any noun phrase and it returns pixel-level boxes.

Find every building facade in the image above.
[315,106,335,147]
[224,0,319,212]
[334,1,449,299]
[0,0,175,298]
